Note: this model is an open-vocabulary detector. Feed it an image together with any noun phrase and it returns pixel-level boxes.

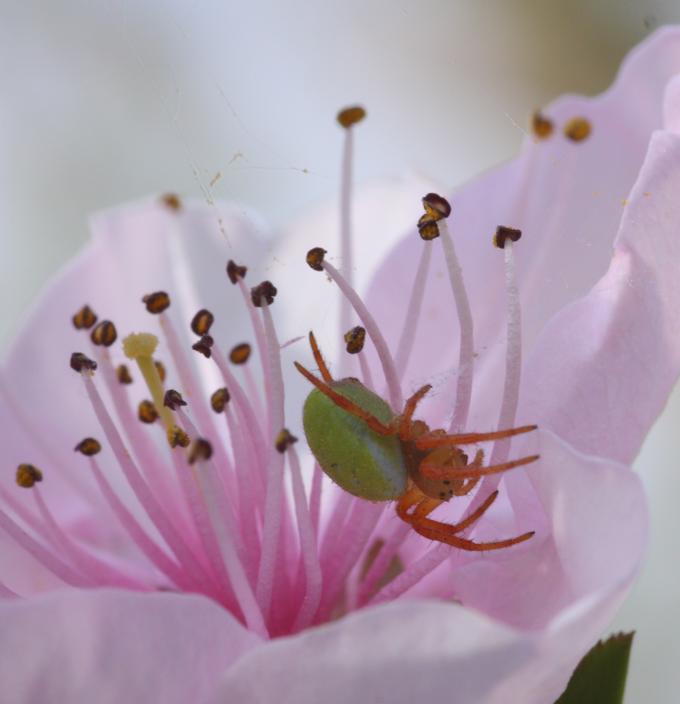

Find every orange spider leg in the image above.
[294,362,393,436]
[414,424,537,450]
[410,522,535,551]
[398,384,432,438]
[454,477,480,496]
[308,331,333,383]
[420,454,539,481]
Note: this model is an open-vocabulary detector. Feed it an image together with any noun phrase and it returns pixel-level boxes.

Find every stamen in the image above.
[307,248,402,411]
[70,352,97,373]
[255,294,287,618]
[72,305,97,330]
[437,206,474,432]
[74,437,101,456]
[190,309,215,336]
[230,343,252,365]
[344,326,365,354]
[226,259,247,284]
[142,291,171,314]
[394,241,433,379]
[192,335,214,358]
[250,281,277,308]
[531,111,554,140]
[155,360,166,382]
[164,389,187,411]
[15,463,42,488]
[564,117,591,142]
[116,364,133,384]
[80,373,214,586]
[138,400,159,424]
[287,443,323,632]
[336,106,365,342]
[90,320,117,347]
[161,193,182,211]
[210,388,230,413]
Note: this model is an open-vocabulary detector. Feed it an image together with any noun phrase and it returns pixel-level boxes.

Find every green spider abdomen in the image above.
[302,378,408,501]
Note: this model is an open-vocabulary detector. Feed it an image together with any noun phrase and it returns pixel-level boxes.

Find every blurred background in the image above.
[2,1,680,700]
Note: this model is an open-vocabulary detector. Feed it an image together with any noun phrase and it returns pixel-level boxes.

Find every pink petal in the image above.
[364,27,680,454]
[0,589,260,704]
[520,126,680,462]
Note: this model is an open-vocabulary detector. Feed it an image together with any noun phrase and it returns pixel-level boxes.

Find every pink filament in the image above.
[255,302,287,618]
[440,220,475,433]
[82,373,214,587]
[322,260,403,411]
[394,241,433,380]
[288,445,323,632]
[339,124,355,346]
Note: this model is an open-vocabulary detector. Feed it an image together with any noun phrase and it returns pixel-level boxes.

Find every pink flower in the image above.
[2,26,680,704]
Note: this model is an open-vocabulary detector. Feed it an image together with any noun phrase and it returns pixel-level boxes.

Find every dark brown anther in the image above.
[168,425,190,449]
[164,389,187,410]
[229,343,251,365]
[564,117,591,142]
[493,225,523,249]
[138,400,159,424]
[226,260,248,284]
[250,281,277,307]
[143,291,171,314]
[70,352,97,373]
[422,193,451,221]
[161,193,182,211]
[275,428,298,453]
[116,364,133,384]
[306,247,327,271]
[531,111,554,140]
[74,438,102,456]
[191,309,214,336]
[192,335,214,358]
[344,326,366,354]
[337,105,366,129]
[90,320,117,347]
[154,360,166,383]
[72,305,98,330]
[417,214,440,241]
[210,387,230,413]
[16,463,43,488]
[188,438,213,465]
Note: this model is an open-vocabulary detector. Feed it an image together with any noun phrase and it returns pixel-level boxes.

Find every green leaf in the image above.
[555,632,635,704]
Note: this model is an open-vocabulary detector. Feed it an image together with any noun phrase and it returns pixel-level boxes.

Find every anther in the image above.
[564,117,591,142]
[337,106,366,129]
[74,438,102,456]
[493,226,522,249]
[191,309,214,336]
[116,364,133,384]
[226,260,247,285]
[417,214,440,241]
[138,400,159,424]
[344,326,366,354]
[72,305,97,330]
[422,193,451,221]
[275,428,298,453]
[229,343,251,365]
[164,389,187,410]
[531,111,554,140]
[210,387,230,413]
[306,247,327,271]
[192,335,214,358]
[90,320,118,347]
[250,281,277,307]
[16,463,43,489]
[161,193,182,211]
[70,352,97,373]
[167,425,190,449]
[143,291,171,314]
[188,437,213,465]
[154,360,166,382]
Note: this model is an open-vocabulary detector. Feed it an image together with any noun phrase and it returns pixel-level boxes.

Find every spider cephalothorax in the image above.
[297,333,538,552]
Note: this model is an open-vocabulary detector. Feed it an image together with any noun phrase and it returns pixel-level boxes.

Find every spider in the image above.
[296,332,538,551]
